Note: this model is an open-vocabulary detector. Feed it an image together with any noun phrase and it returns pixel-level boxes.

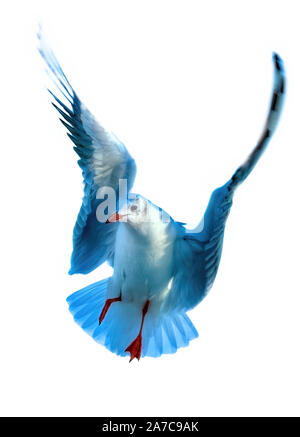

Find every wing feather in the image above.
[165,53,286,312]
[38,30,137,274]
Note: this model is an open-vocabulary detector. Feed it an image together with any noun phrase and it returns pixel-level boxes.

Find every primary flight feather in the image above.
[39,32,286,361]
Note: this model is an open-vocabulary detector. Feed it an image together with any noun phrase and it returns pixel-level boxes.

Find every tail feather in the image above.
[67,278,198,359]
[145,324,163,358]
[173,314,186,342]
[163,320,178,353]
[67,279,107,310]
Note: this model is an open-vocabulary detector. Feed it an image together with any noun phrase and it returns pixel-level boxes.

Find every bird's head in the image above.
[106,196,172,232]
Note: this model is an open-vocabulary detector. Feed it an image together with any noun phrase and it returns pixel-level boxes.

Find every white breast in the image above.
[111,220,176,306]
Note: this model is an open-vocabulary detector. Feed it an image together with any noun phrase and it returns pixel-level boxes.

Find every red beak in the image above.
[106,212,127,224]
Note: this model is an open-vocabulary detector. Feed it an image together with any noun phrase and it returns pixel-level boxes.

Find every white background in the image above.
[0,0,300,417]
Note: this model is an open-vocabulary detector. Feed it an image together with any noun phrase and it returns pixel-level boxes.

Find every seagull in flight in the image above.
[39,32,285,361]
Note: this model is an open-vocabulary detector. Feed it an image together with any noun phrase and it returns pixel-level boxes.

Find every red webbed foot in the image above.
[125,300,150,362]
[125,334,142,362]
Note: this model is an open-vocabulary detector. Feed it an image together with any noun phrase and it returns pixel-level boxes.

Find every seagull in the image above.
[39,32,285,361]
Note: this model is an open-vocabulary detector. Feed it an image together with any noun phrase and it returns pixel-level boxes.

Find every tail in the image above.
[67,278,199,359]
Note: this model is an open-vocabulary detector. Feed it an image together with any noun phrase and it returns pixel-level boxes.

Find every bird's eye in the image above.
[130,205,138,212]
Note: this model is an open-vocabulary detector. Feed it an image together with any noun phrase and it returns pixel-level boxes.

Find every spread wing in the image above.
[38,31,137,274]
[165,53,286,313]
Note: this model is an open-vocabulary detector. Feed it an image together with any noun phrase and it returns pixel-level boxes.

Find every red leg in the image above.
[125,300,150,362]
[99,296,121,325]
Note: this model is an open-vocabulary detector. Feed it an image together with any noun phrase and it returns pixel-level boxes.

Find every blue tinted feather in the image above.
[165,53,286,313]
[67,279,198,359]
[39,30,137,275]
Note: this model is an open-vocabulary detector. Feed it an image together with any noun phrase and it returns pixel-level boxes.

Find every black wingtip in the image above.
[272,52,283,72]
[272,52,286,95]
